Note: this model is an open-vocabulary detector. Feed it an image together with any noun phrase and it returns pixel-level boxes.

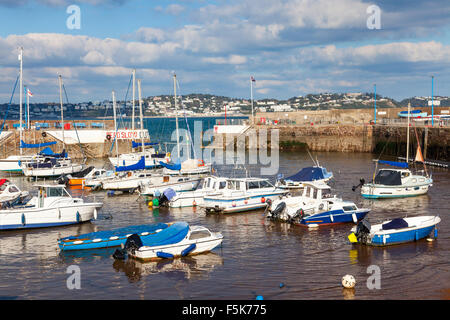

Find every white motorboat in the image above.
[122,222,223,262]
[0,184,102,230]
[101,170,157,192]
[203,177,289,214]
[109,148,171,170]
[167,176,228,208]
[161,159,212,176]
[267,181,370,226]
[21,157,85,178]
[360,164,432,199]
[275,166,333,189]
[0,179,29,207]
[138,175,203,197]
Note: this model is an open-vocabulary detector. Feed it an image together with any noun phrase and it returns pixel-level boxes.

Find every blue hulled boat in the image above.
[348,216,441,246]
[58,222,186,251]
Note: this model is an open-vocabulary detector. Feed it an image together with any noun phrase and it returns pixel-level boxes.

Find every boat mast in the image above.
[250,76,254,126]
[406,101,410,163]
[132,68,136,130]
[173,73,180,159]
[137,79,144,151]
[58,75,65,151]
[112,90,119,162]
[19,47,23,156]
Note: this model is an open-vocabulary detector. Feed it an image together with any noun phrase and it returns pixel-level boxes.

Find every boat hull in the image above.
[22,164,85,178]
[0,203,102,230]
[129,236,223,261]
[361,183,431,199]
[297,209,370,226]
[204,191,287,213]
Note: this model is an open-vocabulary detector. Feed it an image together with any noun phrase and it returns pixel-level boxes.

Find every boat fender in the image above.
[193,200,197,206]
[434,228,438,238]
[157,251,174,259]
[261,197,266,203]
[94,208,97,220]
[352,213,357,224]
[232,201,236,207]
[271,202,286,218]
[181,243,196,257]
[76,212,81,222]
[21,213,26,226]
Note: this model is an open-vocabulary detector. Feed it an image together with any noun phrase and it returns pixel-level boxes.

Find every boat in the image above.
[359,162,433,199]
[160,158,211,175]
[398,109,427,118]
[348,216,441,246]
[0,184,102,230]
[108,76,171,170]
[267,181,370,226]
[118,222,223,262]
[55,166,111,187]
[0,179,30,207]
[275,166,333,189]
[167,176,228,208]
[138,175,203,197]
[356,102,433,199]
[203,177,289,214]
[58,222,171,251]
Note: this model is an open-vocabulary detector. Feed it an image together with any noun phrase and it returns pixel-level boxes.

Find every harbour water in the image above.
[0,151,448,300]
[0,152,450,299]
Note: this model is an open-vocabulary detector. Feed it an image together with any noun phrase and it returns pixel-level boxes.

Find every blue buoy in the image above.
[156,251,174,259]
[255,295,264,300]
[279,283,285,288]
[434,228,438,238]
[181,243,196,257]
[107,191,115,197]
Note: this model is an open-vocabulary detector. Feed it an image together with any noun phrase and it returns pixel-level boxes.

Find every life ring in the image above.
[261,197,266,203]
[199,159,205,166]
[41,132,47,138]
[106,134,112,141]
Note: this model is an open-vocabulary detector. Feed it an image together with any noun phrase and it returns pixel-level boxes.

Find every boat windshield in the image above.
[374,170,402,186]
[322,188,333,198]
[44,187,70,197]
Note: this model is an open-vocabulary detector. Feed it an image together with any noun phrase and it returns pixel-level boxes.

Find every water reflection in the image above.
[112,253,224,283]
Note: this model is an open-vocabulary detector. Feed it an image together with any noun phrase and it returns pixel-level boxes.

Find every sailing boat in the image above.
[159,73,211,176]
[0,48,64,174]
[359,102,433,199]
[21,75,85,178]
[108,70,171,170]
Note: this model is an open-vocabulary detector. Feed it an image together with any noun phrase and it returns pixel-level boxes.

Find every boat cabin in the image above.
[221,178,275,193]
[301,181,334,200]
[36,185,71,207]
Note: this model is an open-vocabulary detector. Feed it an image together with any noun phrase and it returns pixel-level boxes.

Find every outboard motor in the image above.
[355,218,371,244]
[269,201,286,219]
[352,178,365,192]
[112,233,143,260]
[158,188,177,206]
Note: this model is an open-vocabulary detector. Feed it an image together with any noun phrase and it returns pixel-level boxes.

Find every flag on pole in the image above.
[26,88,33,97]
[251,76,256,82]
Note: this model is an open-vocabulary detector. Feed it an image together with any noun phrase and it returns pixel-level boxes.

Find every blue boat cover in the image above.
[400,110,422,114]
[132,141,159,148]
[141,222,189,247]
[285,166,330,182]
[163,188,177,201]
[115,156,145,172]
[159,161,181,171]
[38,147,67,158]
[20,140,57,148]
[382,218,409,230]
[60,223,170,242]
[378,160,409,168]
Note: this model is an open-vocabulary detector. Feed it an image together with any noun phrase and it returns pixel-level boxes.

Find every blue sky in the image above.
[0,0,449,103]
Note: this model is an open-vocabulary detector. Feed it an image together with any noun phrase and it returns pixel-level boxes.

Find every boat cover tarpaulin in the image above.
[378,160,408,168]
[163,188,177,201]
[374,170,402,186]
[285,167,330,182]
[160,161,181,171]
[60,223,170,242]
[20,140,57,148]
[382,218,409,230]
[38,147,67,158]
[115,156,145,172]
[141,221,189,247]
[131,141,159,148]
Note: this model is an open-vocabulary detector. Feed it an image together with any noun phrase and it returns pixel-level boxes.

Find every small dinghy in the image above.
[348,216,441,246]
[58,222,171,251]
[113,222,223,262]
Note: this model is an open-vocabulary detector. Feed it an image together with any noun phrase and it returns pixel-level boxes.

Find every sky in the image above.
[0,0,449,103]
